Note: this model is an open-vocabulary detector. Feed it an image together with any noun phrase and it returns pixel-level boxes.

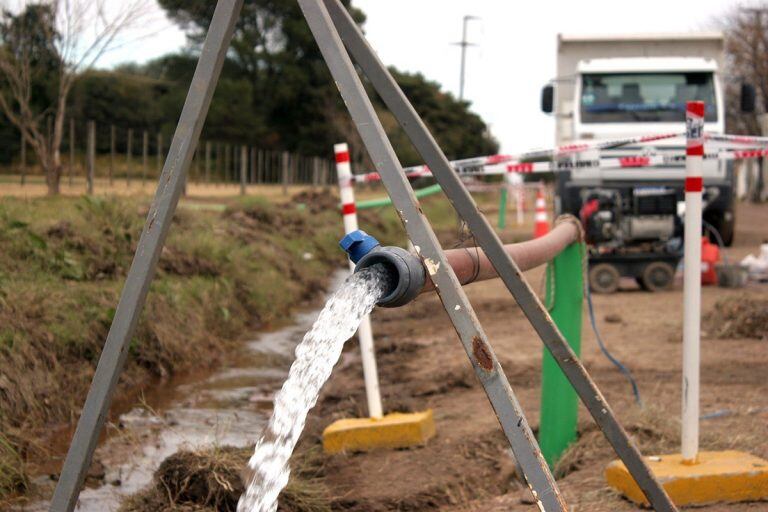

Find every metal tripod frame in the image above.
[49,1,676,510]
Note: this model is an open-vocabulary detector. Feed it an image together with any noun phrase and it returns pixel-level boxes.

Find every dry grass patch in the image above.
[120,446,330,512]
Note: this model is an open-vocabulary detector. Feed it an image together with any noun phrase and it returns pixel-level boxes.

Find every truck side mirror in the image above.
[740,83,756,113]
[541,84,554,114]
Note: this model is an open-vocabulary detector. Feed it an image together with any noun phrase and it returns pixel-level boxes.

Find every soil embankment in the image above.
[0,190,419,504]
[312,201,768,512]
[126,201,766,511]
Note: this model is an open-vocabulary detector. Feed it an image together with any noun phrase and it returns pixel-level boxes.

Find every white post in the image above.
[334,143,384,419]
[682,101,704,464]
[736,160,748,201]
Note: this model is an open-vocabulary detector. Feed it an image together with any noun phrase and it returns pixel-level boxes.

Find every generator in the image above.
[558,180,685,293]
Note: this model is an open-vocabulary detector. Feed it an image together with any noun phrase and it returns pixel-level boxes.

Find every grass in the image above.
[0,192,349,501]
[119,444,331,512]
[0,188,471,502]
[0,433,27,498]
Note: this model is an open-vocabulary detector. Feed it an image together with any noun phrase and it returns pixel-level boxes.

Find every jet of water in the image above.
[237,264,391,512]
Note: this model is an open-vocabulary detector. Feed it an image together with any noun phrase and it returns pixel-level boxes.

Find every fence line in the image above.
[4,120,339,192]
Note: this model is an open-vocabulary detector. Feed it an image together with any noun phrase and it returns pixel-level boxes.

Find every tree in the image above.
[159,0,365,156]
[157,0,498,162]
[0,1,152,195]
[722,3,768,134]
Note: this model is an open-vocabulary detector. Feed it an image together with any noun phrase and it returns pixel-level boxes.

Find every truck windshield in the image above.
[580,72,717,123]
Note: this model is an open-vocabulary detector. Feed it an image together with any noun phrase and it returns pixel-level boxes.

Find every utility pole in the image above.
[452,15,479,101]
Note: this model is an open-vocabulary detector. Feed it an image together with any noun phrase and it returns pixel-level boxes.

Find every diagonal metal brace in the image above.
[297,0,567,510]
[49,2,244,510]
[322,1,676,510]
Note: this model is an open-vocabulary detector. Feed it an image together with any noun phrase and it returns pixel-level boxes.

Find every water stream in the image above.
[22,268,380,512]
[237,264,390,512]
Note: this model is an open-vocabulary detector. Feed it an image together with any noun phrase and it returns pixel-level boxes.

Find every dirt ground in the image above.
[308,201,768,511]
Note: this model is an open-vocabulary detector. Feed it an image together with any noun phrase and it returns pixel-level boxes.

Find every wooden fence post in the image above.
[231,144,236,183]
[69,118,75,187]
[250,146,256,184]
[87,120,95,195]
[240,145,247,195]
[142,130,149,187]
[157,132,163,176]
[109,125,115,186]
[282,151,289,195]
[126,128,133,187]
[312,157,320,190]
[224,144,230,184]
[19,131,26,186]
[205,141,211,183]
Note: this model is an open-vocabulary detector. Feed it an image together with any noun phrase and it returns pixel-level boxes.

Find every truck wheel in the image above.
[589,263,620,294]
[639,261,675,292]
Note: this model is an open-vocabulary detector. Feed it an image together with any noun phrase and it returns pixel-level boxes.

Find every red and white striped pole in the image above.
[334,143,384,419]
[682,101,704,464]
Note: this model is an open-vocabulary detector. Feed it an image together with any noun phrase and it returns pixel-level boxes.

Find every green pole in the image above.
[539,242,584,468]
[498,186,508,229]
[355,183,442,210]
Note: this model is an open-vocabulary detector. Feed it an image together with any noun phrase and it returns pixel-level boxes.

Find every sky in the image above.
[103,0,746,153]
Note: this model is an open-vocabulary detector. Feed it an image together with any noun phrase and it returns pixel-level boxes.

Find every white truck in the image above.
[541,32,755,292]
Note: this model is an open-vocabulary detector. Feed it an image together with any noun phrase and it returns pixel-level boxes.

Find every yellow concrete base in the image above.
[606,450,768,506]
[322,410,436,454]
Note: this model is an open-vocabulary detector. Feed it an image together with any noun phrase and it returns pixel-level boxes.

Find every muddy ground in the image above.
[306,200,768,511]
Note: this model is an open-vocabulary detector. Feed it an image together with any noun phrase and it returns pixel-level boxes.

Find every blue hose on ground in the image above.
[584,281,644,407]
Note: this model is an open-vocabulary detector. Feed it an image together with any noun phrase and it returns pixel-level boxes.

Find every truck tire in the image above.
[639,261,675,292]
[589,263,620,294]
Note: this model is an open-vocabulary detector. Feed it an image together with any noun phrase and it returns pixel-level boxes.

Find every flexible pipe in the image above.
[421,219,581,293]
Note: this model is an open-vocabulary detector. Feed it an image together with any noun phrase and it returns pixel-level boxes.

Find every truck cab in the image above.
[540,33,753,291]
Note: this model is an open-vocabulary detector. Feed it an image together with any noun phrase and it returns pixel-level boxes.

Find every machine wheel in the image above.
[639,261,675,292]
[589,263,620,294]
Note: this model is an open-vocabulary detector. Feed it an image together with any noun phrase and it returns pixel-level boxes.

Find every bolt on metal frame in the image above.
[49,0,675,510]
[313,0,676,510]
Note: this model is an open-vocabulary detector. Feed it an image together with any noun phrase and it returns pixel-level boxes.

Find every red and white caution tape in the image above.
[351,131,683,182]
[514,131,683,162]
[704,132,768,146]
[347,131,768,183]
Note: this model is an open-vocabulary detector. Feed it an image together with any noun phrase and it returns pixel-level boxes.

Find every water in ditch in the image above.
[236,264,390,512]
[22,267,387,512]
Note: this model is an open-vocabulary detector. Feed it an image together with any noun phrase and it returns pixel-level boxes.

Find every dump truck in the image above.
[540,32,755,292]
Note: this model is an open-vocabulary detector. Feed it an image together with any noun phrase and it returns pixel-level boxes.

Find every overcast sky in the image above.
[103,0,744,153]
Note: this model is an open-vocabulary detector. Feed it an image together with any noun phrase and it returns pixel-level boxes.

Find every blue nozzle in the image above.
[339,230,380,264]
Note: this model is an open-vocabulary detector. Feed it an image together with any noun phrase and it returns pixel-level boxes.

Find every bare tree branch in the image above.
[0,0,153,194]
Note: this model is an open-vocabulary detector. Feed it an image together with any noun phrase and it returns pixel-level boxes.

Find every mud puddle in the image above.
[25,270,347,512]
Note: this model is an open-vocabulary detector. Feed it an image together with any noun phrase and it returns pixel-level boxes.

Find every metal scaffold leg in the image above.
[50,1,677,510]
[49,2,244,511]
[297,0,566,509]
[312,0,677,510]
